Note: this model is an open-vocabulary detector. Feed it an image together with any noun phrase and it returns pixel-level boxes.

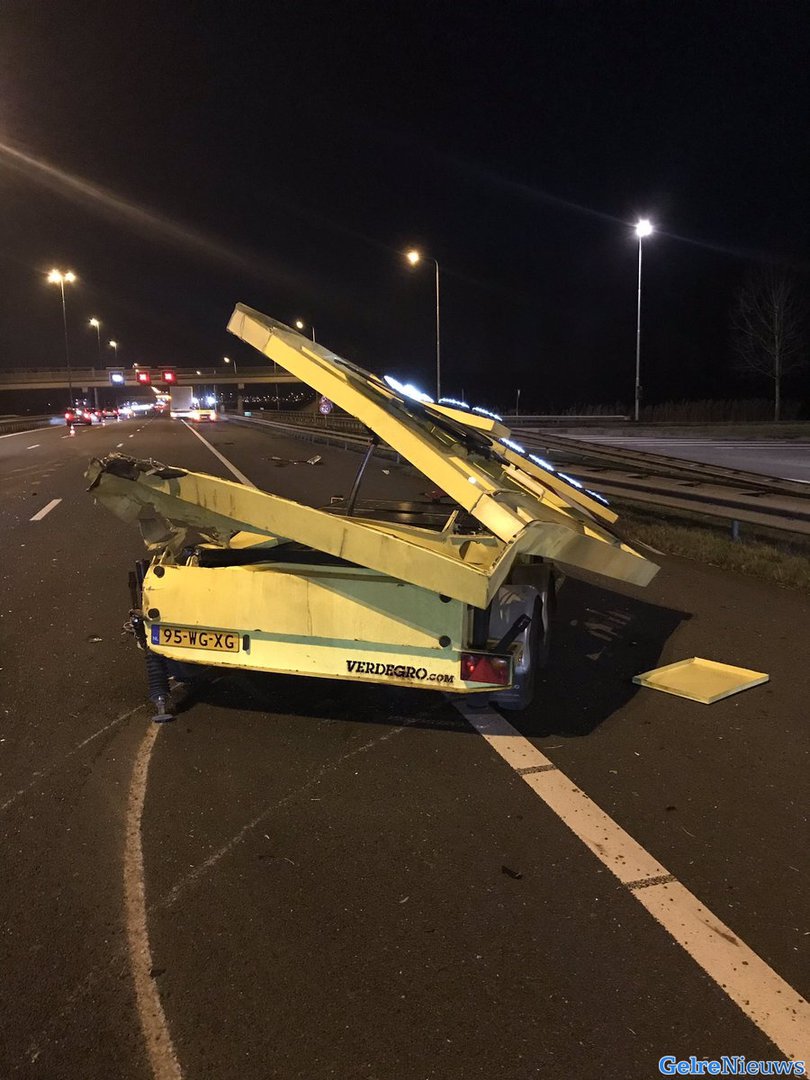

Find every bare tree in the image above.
[731,269,806,421]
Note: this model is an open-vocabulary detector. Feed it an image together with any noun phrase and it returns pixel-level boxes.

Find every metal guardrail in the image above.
[512,431,810,537]
[504,414,630,424]
[227,412,810,538]
[227,412,386,455]
[517,430,810,500]
[243,410,365,432]
[0,415,57,436]
[254,410,631,429]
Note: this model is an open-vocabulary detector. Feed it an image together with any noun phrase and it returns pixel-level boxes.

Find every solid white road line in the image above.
[181,419,255,487]
[455,702,810,1072]
[29,498,62,522]
[124,723,183,1080]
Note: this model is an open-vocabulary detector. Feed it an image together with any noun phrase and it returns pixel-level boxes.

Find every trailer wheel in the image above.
[495,597,544,712]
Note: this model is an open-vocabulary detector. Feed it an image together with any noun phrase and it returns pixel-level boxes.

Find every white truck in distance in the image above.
[170,386,216,422]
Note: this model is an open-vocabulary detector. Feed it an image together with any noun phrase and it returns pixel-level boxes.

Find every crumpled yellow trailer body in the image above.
[87,304,658,712]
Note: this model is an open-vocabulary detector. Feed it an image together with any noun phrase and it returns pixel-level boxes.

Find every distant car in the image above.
[64,408,93,426]
[101,407,119,419]
[188,407,218,422]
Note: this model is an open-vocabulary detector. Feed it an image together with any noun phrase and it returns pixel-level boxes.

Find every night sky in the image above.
[1,1,809,412]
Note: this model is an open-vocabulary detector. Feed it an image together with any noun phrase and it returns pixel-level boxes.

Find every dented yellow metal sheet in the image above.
[86,304,658,607]
[632,658,769,704]
[227,305,619,534]
[87,444,656,608]
[224,304,656,587]
[87,458,515,607]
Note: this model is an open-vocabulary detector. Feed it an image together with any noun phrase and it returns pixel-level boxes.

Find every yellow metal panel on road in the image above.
[633,658,769,704]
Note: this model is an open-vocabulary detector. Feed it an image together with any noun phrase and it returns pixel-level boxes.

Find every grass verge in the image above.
[618,507,810,592]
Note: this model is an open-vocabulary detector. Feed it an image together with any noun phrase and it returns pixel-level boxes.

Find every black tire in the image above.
[495,596,546,712]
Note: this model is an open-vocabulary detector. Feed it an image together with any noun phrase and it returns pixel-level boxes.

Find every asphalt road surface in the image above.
[1,416,808,1080]
[526,431,810,482]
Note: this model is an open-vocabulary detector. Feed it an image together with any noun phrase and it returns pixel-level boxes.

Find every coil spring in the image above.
[145,649,172,723]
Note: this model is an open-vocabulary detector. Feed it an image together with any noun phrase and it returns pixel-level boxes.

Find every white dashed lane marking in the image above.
[29,498,62,522]
[27,444,40,449]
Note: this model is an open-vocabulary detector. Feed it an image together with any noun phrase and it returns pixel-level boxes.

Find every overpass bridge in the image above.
[0,366,301,391]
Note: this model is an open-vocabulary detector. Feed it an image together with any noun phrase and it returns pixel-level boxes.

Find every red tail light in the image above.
[460,652,511,686]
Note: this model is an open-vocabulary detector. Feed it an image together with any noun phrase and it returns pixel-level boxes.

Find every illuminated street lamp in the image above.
[89,317,103,366]
[108,339,119,364]
[88,317,103,410]
[295,319,316,342]
[47,269,77,408]
[223,354,238,376]
[404,248,441,399]
[633,218,654,423]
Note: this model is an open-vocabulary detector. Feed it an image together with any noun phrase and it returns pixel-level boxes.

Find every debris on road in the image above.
[633,657,769,703]
[268,453,324,466]
[501,865,523,880]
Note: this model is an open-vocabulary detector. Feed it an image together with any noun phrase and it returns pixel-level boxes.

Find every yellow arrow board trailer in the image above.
[87,304,658,720]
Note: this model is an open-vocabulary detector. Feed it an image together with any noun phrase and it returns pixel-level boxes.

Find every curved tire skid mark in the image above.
[1,704,145,815]
[162,718,412,910]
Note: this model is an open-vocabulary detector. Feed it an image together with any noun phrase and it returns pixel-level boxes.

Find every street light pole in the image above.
[59,279,72,407]
[634,219,653,423]
[434,258,441,401]
[89,318,103,366]
[89,317,103,409]
[405,249,441,400]
[295,320,316,343]
[47,269,76,408]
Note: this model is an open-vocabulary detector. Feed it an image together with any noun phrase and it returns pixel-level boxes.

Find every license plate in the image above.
[151,624,241,653]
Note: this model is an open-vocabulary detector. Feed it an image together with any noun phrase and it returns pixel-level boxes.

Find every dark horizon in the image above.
[1,0,809,413]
